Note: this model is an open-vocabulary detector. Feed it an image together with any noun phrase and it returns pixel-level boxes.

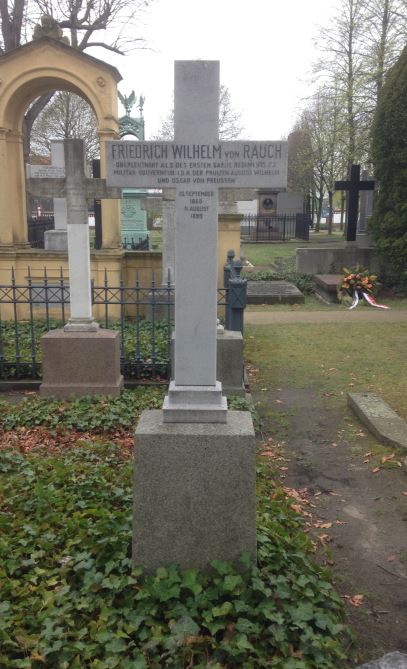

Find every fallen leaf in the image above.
[372,467,381,474]
[318,533,331,544]
[381,454,395,464]
[275,399,284,404]
[343,594,364,607]
[387,555,397,562]
[402,491,407,496]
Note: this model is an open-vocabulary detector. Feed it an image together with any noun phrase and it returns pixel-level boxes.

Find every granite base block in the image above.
[133,410,257,573]
[40,329,123,398]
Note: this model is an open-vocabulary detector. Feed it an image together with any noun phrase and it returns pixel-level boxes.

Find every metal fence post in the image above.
[228,258,247,335]
[224,249,235,329]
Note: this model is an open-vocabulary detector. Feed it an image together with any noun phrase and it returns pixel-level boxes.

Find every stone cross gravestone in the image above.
[335,164,375,242]
[27,139,121,331]
[27,139,123,399]
[107,61,287,423]
[26,142,67,250]
[106,60,288,572]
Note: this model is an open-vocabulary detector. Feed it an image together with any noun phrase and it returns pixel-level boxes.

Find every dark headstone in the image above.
[335,164,375,242]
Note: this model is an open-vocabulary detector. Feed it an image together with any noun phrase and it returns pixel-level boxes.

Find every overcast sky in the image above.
[105,0,337,141]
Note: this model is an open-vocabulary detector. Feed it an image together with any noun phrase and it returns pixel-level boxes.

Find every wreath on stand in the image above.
[337,267,389,309]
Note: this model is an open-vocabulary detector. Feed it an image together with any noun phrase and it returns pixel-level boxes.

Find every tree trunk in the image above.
[327,190,334,235]
[23,94,54,163]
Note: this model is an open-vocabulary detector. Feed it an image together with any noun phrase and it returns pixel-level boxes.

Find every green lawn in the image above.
[245,321,407,419]
[242,236,346,267]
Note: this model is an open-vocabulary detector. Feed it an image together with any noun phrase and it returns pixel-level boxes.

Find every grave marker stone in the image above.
[27,139,121,331]
[27,138,123,398]
[335,164,375,242]
[107,60,288,572]
[107,61,288,423]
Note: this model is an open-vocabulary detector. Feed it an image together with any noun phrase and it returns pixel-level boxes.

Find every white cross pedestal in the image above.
[27,139,124,398]
[107,61,287,423]
[107,61,288,572]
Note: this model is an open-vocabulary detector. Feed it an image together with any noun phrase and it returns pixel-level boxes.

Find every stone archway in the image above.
[0,37,122,248]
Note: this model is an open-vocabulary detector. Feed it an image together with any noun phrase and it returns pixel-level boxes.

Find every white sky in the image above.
[103,0,337,141]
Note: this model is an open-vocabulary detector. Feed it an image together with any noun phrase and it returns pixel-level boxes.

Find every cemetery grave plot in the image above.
[245,320,407,665]
[246,279,305,304]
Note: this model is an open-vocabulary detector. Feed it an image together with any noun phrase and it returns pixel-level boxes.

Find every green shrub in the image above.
[0,445,353,668]
[0,388,165,433]
[370,45,407,280]
[243,258,314,295]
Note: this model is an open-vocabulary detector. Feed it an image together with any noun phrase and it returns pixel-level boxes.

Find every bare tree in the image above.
[151,85,244,141]
[0,0,153,159]
[30,91,99,163]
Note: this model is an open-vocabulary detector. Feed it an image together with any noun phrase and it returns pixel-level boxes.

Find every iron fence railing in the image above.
[0,268,228,382]
[240,214,310,242]
[28,217,55,248]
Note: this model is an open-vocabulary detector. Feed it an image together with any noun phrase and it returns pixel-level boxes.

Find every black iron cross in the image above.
[335,164,375,241]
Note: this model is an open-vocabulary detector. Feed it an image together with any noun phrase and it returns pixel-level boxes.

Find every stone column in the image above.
[44,140,68,251]
[99,129,121,249]
[0,128,14,246]
[7,129,28,246]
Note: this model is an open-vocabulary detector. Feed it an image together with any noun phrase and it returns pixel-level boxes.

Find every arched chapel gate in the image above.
[0,37,122,250]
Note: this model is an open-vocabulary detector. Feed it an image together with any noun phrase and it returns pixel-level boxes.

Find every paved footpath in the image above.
[245,309,407,325]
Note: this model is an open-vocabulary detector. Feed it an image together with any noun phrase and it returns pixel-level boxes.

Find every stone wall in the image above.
[296,246,382,275]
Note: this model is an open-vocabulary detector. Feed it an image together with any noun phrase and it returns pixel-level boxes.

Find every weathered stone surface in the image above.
[40,329,123,398]
[296,246,382,274]
[170,330,246,397]
[348,393,407,452]
[133,410,256,572]
[247,280,304,304]
[357,652,407,668]
[313,274,342,304]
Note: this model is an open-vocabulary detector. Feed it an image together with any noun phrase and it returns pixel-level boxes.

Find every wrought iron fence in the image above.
[121,236,150,250]
[240,214,310,242]
[0,268,228,382]
[28,217,55,248]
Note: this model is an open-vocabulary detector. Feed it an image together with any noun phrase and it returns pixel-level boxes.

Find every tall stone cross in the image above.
[335,164,375,242]
[27,139,121,330]
[107,61,287,422]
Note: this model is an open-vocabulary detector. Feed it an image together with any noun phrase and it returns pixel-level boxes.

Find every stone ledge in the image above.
[313,274,342,304]
[247,280,304,304]
[357,652,407,668]
[348,393,407,452]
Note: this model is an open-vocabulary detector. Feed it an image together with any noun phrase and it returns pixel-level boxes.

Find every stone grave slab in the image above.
[313,274,342,303]
[247,280,304,304]
[357,652,407,669]
[348,393,407,452]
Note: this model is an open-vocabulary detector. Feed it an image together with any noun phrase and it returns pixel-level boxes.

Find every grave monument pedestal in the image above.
[133,410,256,573]
[107,60,288,572]
[40,329,123,398]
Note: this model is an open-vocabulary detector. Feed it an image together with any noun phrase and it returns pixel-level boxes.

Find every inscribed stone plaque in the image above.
[106,141,288,189]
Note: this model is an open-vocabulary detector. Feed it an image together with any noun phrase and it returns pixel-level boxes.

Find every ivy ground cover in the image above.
[0,391,353,668]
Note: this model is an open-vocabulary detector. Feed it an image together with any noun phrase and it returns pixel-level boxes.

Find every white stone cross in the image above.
[106,61,287,422]
[27,139,121,331]
[26,140,68,250]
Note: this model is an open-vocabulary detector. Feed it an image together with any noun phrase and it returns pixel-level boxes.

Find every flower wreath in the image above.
[337,267,389,309]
